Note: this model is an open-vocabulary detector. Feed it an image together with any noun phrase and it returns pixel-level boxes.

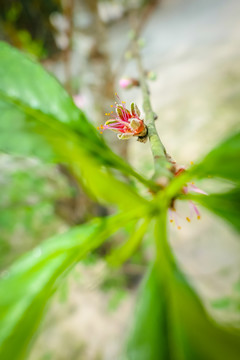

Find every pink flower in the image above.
[98,101,147,140]
[169,167,207,229]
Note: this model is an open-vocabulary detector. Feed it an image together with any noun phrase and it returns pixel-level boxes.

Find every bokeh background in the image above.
[0,0,240,359]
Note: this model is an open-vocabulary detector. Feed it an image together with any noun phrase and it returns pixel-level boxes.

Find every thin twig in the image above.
[134,39,175,183]
[113,1,159,78]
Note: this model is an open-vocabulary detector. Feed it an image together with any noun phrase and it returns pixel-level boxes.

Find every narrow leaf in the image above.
[125,265,171,360]
[107,218,150,266]
[0,211,139,360]
[193,131,240,184]
[0,42,154,189]
[164,131,240,202]
[189,187,240,233]
[154,211,240,360]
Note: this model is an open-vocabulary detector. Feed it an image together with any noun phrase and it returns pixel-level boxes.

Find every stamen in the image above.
[169,209,174,225]
[190,161,194,165]
[186,217,191,222]
[115,92,121,102]
[100,125,104,129]
[97,126,100,130]
[110,105,113,108]
[190,184,208,195]
[100,131,103,134]
[190,201,201,220]
[173,209,181,229]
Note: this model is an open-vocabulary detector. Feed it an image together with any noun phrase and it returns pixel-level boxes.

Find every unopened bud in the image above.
[147,71,157,81]
[137,38,145,48]
[119,77,140,89]
[124,51,133,60]
[128,30,137,40]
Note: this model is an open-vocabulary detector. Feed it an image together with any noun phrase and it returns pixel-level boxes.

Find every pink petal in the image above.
[190,184,207,195]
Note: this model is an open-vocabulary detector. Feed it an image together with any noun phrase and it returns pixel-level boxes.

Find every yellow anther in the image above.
[105,113,108,115]
[186,217,191,222]
[190,161,194,165]
[100,131,103,134]
[111,111,113,113]
[100,125,104,129]
[170,219,174,223]
[97,126,100,130]
[197,215,201,220]
[177,226,181,230]
[110,105,113,107]
[122,101,126,104]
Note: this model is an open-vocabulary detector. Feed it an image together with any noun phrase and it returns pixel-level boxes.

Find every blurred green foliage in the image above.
[0,158,71,269]
[0,42,239,360]
[0,0,61,59]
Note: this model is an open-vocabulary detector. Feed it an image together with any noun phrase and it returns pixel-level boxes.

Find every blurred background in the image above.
[0,0,240,359]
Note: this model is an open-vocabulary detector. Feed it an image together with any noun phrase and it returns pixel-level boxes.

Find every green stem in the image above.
[134,41,174,182]
[154,208,176,278]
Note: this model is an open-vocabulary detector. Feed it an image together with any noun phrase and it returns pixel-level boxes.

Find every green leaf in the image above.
[46,130,150,210]
[211,297,232,310]
[0,99,146,210]
[193,131,240,184]
[189,187,240,233]
[0,42,93,138]
[125,265,171,360]
[154,211,240,360]
[0,42,155,208]
[164,131,240,202]
[107,218,150,266]
[0,99,53,160]
[0,41,154,190]
[0,211,139,360]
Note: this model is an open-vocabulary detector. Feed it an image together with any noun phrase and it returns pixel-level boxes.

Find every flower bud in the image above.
[119,77,140,90]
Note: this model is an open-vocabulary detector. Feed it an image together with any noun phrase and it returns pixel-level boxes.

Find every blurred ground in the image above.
[10,0,240,358]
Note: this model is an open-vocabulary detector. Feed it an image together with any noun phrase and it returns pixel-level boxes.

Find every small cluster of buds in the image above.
[98,100,148,142]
